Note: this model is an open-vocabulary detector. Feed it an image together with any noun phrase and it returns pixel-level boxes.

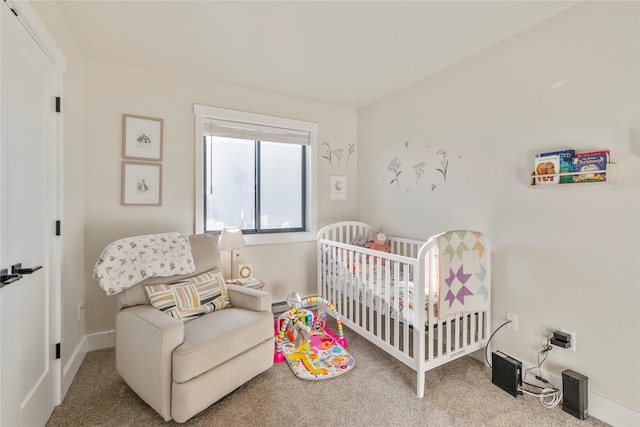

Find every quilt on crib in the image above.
[435,230,490,319]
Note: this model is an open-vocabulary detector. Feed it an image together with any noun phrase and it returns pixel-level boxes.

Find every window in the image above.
[194,105,318,244]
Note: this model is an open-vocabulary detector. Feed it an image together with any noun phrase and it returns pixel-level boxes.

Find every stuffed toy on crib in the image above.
[365,232,391,264]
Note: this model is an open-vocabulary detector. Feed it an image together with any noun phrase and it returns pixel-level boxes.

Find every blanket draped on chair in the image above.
[93,232,195,295]
[436,230,490,319]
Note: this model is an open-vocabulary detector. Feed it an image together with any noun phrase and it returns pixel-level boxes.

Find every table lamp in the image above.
[219,226,245,280]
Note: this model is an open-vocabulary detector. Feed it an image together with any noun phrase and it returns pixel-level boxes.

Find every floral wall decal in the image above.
[334,147,344,166]
[388,157,403,187]
[413,162,425,184]
[322,141,356,168]
[436,149,448,182]
[383,142,455,192]
[322,141,333,165]
[346,144,355,167]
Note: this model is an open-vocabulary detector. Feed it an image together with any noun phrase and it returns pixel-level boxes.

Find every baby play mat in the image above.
[280,331,354,380]
[274,293,355,381]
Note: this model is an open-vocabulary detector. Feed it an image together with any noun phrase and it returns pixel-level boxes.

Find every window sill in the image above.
[243,230,316,246]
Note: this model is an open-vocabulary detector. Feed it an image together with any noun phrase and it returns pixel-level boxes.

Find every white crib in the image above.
[317,221,491,397]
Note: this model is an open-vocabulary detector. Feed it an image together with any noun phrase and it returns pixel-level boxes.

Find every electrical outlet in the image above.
[560,328,576,352]
[506,312,518,331]
[77,302,84,321]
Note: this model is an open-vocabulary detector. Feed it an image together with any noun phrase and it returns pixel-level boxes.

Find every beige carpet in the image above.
[47,326,609,426]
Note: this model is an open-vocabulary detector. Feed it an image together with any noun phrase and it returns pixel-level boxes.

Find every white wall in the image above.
[83,58,358,332]
[29,1,87,396]
[358,1,639,415]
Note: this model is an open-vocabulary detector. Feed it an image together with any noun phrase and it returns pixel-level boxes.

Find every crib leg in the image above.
[417,370,425,398]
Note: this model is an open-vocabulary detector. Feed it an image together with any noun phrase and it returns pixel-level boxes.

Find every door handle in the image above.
[0,268,22,288]
[11,263,42,275]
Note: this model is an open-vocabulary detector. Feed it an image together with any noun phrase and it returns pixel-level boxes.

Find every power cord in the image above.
[524,332,553,382]
[520,332,562,408]
[85,305,115,337]
[484,319,512,368]
[519,382,562,408]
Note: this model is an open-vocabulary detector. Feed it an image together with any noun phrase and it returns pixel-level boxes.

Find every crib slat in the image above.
[375,256,382,341]
[402,264,409,356]
[462,313,468,349]
[437,318,443,358]
[385,261,392,346]
[471,312,477,344]
[392,263,397,351]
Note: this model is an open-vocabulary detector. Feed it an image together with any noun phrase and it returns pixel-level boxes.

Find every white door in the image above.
[0,1,61,425]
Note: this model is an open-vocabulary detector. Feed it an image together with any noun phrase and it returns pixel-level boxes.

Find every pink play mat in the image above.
[274,294,354,380]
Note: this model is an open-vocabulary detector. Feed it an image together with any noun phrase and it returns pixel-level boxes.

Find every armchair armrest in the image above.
[227,284,272,312]
[116,305,184,422]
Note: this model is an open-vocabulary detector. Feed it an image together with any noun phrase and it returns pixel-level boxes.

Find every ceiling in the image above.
[56,1,580,109]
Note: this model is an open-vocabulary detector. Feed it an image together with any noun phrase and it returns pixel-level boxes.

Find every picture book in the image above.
[534,155,560,185]
[576,150,610,163]
[573,153,607,183]
[539,149,575,184]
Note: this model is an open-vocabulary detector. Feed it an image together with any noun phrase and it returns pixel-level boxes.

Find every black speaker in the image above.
[562,369,588,420]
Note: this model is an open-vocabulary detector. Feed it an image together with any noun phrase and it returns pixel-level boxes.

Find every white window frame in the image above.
[194,104,318,245]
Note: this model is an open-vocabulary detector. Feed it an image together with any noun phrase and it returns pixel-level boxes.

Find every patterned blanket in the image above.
[436,230,490,319]
[93,232,195,295]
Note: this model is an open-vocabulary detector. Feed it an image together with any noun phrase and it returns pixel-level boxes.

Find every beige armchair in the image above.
[114,233,274,423]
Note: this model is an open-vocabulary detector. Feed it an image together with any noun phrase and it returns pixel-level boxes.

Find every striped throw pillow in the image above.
[145,269,230,322]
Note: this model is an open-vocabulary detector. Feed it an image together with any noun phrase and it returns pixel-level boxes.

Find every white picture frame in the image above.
[121,161,162,206]
[330,175,347,200]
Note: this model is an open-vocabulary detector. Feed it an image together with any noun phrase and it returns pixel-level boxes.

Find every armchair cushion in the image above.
[145,268,230,322]
[172,307,273,384]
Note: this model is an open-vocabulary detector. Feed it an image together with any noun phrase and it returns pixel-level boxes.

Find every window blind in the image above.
[203,118,310,145]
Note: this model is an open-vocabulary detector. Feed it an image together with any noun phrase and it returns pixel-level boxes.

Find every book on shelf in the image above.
[576,149,610,163]
[573,152,607,183]
[534,154,560,185]
[538,149,575,184]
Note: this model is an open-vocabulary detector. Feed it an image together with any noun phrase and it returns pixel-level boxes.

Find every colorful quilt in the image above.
[436,230,490,319]
[93,232,195,295]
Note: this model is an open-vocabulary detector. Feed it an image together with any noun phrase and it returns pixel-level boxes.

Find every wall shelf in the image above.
[528,163,617,188]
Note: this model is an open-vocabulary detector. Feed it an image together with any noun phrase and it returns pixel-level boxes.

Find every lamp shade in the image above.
[219,227,245,251]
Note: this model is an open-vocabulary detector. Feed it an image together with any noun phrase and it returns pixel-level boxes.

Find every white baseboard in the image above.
[86,329,115,351]
[589,391,640,426]
[60,331,114,402]
[61,336,87,398]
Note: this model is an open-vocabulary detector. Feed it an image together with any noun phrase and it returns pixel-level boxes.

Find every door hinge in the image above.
[7,2,18,17]
[55,220,61,236]
[55,343,61,359]
[55,97,61,113]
